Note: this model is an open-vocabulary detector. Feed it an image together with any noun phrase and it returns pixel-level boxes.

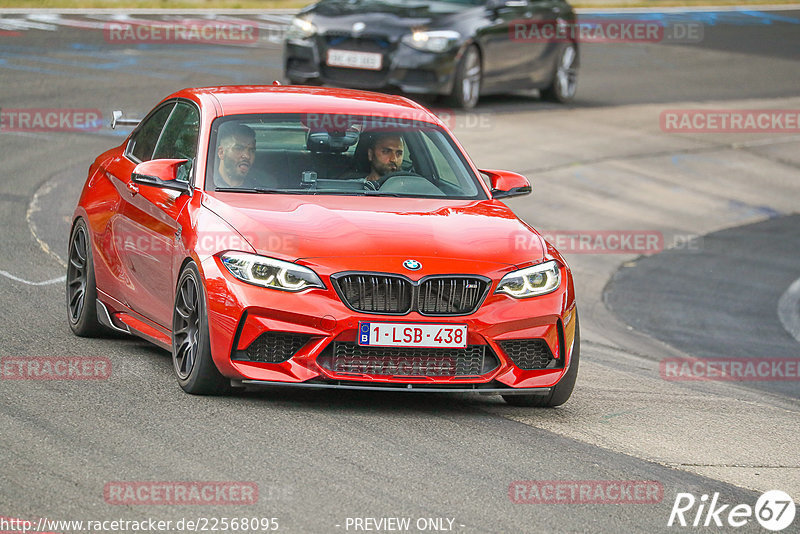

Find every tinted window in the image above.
[153,102,200,182]
[207,114,486,199]
[128,103,174,162]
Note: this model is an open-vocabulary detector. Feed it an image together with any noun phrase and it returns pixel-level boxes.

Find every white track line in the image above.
[0,270,65,286]
[26,178,67,269]
[778,277,800,343]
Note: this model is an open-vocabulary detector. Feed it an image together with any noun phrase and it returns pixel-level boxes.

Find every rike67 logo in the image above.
[668,490,795,531]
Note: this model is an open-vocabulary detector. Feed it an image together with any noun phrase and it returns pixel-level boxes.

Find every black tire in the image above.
[541,43,578,103]
[449,45,481,109]
[502,314,580,407]
[66,219,106,337]
[172,262,231,395]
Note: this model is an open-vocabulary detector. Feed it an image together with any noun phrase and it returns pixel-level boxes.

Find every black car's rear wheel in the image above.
[542,43,577,103]
[66,219,105,337]
[172,262,230,395]
[502,314,580,407]
[450,45,481,109]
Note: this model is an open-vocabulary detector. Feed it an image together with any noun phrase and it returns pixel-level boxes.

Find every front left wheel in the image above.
[502,314,580,407]
[172,262,230,395]
[66,219,106,337]
[450,45,482,109]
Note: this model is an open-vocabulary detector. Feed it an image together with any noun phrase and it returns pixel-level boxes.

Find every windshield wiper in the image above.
[214,187,285,194]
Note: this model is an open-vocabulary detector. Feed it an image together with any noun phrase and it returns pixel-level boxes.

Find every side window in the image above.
[419,130,479,196]
[420,132,459,186]
[128,103,174,163]
[153,102,200,163]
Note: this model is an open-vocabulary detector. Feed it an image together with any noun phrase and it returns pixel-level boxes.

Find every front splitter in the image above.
[236,379,551,396]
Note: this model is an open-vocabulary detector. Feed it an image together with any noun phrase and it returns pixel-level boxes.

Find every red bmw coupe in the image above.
[67,85,579,406]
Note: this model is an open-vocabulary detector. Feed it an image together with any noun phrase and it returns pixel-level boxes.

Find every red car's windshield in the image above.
[207,114,487,199]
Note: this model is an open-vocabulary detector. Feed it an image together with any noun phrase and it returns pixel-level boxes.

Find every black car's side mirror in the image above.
[132,159,192,194]
[481,169,532,199]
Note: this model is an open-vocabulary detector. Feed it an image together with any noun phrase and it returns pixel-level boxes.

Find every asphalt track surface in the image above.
[1,9,799,534]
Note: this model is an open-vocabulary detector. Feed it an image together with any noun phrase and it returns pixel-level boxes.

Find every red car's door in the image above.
[108,100,199,329]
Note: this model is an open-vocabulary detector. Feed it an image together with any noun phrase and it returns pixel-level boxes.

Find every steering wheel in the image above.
[362,170,425,191]
[378,172,445,196]
[375,170,426,188]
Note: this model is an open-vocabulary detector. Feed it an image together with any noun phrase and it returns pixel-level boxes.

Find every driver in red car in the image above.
[215,123,257,188]
[365,132,404,186]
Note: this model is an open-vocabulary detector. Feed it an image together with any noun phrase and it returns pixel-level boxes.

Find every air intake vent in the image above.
[234,332,311,364]
[318,342,499,377]
[499,339,560,370]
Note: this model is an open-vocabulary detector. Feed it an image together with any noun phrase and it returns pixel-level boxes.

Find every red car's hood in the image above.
[202,193,545,272]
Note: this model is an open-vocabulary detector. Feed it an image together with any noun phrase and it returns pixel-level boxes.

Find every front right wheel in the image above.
[172,262,230,395]
[502,314,580,407]
[541,43,578,103]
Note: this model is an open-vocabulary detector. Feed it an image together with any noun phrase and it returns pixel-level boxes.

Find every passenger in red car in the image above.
[215,123,256,188]
[366,133,404,184]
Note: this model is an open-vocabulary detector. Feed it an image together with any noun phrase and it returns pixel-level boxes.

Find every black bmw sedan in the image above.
[283,0,579,108]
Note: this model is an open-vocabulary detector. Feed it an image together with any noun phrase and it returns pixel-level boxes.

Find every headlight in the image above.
[401,30,460,53]
[221,252,325,292]
[495,261,561,298]
[286,17,317,40]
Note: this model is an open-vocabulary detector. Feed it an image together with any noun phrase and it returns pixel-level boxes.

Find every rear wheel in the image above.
[66,219,105,337]
[172,262,230,395]
[502,314,580,407]
[541,43,577,103]
[449,45,481,109]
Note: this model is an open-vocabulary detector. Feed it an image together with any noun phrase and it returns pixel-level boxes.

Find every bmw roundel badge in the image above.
[403,259,422,271]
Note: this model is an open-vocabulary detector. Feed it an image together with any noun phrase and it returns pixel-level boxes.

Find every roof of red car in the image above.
[173,85,441,124]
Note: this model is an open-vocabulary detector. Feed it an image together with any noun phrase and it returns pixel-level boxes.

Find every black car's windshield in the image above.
[207,113,486,199]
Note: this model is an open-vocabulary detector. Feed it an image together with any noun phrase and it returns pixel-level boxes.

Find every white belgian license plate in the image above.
[326,49,382,70]
[358,322,468,349]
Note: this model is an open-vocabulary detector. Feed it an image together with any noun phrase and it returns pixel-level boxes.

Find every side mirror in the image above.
[132,159,192,194]
[110,110,141,130]
[481,169,531,199]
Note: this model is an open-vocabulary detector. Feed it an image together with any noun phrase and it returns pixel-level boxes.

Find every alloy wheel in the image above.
[67,225,88,323]
[554,45,577,101]
[461,48,481,108]
[173,274,201,380]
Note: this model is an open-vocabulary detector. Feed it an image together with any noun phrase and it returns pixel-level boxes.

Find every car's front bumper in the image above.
[284,37,460,96]
[201,254,578,392]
